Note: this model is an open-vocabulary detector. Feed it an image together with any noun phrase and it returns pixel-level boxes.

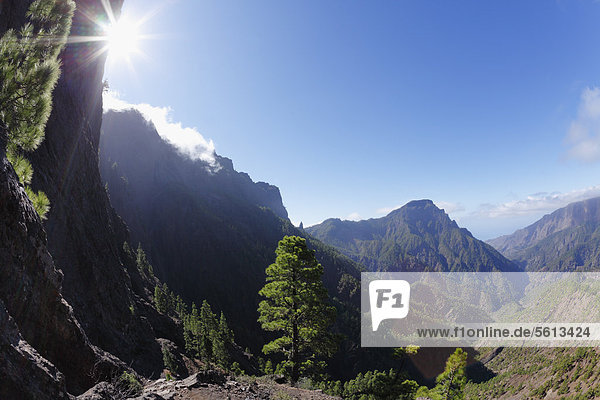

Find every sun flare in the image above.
[103,17,140,59]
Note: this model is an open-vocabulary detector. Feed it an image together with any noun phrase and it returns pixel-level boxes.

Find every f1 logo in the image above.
[369,280,410,331]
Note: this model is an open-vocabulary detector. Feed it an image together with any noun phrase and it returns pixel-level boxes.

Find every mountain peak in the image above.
[386,199,436,216]
[405,199,435,208]
[307,199,518,272]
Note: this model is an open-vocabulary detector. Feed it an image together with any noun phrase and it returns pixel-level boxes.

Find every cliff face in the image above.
[0,0,181,396]
[0,300,68,400]
[0,1,126,396]
[0,150,119,397]
[25,0,182,378]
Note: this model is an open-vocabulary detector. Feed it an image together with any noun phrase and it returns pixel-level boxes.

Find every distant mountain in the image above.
[306,200,519,272]
[99,110,393,380]
[487,197,600,271]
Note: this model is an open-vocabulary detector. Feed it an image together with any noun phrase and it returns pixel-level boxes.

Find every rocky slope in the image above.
[78,371,341,400]
[487,196,600,271]
[306,200,519,272]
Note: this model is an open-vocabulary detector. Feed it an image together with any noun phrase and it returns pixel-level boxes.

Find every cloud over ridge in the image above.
[473,185,600,219]
[103,91,218,167]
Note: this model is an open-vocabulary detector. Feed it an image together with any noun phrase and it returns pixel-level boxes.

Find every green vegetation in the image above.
[465,347,600,399]
[415,349,467,400]
[184,300,233,367]
[264,359,274,374]
[319,369,419,400]
[258,236,337,383]
[230,361,243,376]
[436,348,467,400]
[132,242,154,277]
[117,371,142,396]
[124,243,236,370]
[161,345,178,375]
[153,283,169,313]
[313,347,421,399]
[153,282,234,369]
[0,0,75,219]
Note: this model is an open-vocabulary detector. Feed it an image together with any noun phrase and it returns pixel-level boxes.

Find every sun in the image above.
[66,3,162,71]
[103,17,140,60]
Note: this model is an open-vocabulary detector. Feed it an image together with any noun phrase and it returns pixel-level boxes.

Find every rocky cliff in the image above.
[0,147,122,398]
[26,0,185,378]
[1,0,183,397]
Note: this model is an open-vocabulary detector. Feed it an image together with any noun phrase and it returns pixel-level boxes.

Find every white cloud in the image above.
[566,87,600,162]
[345,212,362,221]
[472,185,600,219]
[103,91,218,167]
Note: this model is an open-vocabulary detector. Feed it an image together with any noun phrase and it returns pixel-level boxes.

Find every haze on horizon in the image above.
[103,0,600,240]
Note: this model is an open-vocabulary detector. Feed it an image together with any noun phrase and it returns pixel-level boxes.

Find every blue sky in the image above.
[103,0,600,240]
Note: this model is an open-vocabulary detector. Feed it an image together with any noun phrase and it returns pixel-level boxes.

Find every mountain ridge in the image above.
[307,199,519,272]
[487,196,600,271]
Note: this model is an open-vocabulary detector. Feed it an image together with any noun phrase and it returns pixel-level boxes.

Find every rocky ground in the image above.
[78,371,341,400]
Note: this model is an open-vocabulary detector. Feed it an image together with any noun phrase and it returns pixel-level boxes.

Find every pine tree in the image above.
[0,0,75,219]
[218,312,233,342]
[162,345,178,374]
[123,241,133,258]
[185,303,200,356]
[434,348,467,400]
[213,312,232,367]
[136,243,154,276]
[154,285,167,314]
[175,295,187,317]
[199,300,216,361]
[258,235,337,383]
